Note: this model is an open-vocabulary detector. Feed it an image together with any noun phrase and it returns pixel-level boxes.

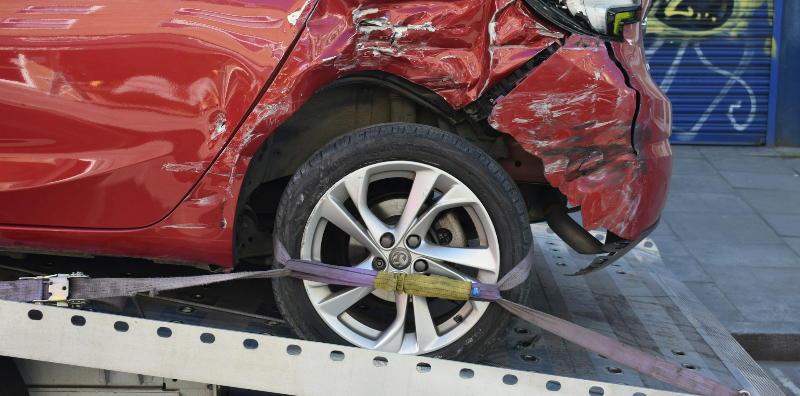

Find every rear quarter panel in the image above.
[0,0,312,228]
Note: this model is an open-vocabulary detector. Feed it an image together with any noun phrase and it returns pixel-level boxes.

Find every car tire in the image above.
[272,123,532,361]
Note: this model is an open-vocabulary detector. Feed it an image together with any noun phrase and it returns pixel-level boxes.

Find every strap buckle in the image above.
[19,272,89,308]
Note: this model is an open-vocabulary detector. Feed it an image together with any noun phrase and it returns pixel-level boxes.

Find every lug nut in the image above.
[413,259,428,272]
[379,233,395,248]
[373,257,386,270]
[406,235,421,248]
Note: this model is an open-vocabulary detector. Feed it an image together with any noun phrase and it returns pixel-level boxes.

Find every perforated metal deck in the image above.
[0,225,784,396]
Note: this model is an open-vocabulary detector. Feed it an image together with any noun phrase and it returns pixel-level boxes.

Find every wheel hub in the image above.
[388,247,412,269]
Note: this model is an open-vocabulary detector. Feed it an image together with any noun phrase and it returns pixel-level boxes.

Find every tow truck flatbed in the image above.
[0,225,784,396]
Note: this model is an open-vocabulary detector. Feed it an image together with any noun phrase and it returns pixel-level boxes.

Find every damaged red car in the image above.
[0,0,671,360]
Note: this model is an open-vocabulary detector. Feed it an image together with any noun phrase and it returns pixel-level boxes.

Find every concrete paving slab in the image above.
[720,171,800,192]
[672,158,717,175]
[671,145,704,158]
[762,214,800,237]
[649,220,675,237]
[724,292,800,324]
[704,266,800,296]
[664,212,783,244]
[663,192,754,213]
[651,235,690,256]
[758,361,800,395]
[785,237,800,256]
[683,281,746,322]
[704,154,797,174]
[669,174,736,194]
[776,147,800,158]
[699,146,780,157]
[737,189,800,215]
[656,147,800,354]
[660,254,712,282]
[787,158,800,174]
[680,241,800,268]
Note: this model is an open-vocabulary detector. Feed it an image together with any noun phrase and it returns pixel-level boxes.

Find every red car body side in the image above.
[0,0,671,266]
[0,0,313,229]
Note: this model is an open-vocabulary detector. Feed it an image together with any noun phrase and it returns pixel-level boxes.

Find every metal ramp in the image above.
[0,225,784,396]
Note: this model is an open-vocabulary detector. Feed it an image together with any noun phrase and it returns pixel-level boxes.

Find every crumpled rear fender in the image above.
[489,32,671,240]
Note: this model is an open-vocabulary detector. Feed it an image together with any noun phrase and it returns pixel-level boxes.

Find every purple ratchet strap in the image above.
[273,238,745,396]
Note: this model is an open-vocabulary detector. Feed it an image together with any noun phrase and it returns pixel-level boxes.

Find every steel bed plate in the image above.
[0,298,683,396]
[0,226,783,396]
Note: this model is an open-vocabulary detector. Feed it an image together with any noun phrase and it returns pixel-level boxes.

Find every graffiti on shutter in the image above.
[644,0,773,144]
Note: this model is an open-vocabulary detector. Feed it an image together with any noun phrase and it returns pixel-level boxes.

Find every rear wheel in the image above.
[272,123,531,360]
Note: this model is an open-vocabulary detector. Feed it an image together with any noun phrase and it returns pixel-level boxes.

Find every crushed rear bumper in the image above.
[489,28,672,241]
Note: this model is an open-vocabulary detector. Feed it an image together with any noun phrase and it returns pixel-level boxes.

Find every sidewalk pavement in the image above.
[654,145,800,348]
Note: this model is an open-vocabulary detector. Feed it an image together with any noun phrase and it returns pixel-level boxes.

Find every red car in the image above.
[0,0,671,360]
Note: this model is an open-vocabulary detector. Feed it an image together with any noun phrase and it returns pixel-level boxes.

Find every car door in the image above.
[0,0,311,228]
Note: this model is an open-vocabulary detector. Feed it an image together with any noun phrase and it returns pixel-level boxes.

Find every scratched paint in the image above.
[490,34,664,240]
[16,5,104,14]
[162,162,209,173]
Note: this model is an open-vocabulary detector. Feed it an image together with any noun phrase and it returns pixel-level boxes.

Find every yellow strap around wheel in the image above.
[373,272,472,300]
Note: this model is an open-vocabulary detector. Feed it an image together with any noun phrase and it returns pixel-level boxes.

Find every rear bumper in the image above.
[611,22,674,238]
[489,27,672,240]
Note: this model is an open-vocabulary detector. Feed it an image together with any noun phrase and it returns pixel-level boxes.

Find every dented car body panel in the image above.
[489,31,670,239]
[0,0,671,265]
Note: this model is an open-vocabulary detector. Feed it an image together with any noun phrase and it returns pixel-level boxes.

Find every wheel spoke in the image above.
[315,287,374,317]
[342,168,391,243]
[353,256,376,271]
[374,292,408,352]
[425,260,478,283]
[406,184,478,238]
[394,169,440,239]
[413,243,497,272]
[319,197,382,256]
[412,295,438,351]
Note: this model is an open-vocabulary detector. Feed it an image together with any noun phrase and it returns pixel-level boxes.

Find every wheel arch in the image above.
[231,70,548,265]
[232,71,467,264]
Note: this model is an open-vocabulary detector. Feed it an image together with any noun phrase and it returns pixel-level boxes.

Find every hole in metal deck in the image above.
[114,321,129,332]
[330,351,345,361]
[157,327,172,338]
[546,380,561,391]
[286,345,302,355]
[200,333,215,344]
[71,315,85,326]
[243,339,258,350]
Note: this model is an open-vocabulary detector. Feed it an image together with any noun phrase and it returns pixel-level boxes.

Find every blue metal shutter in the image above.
[643,0,774,145]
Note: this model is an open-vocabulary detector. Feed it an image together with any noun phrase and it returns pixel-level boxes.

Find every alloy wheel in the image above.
[300,161,501,355]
